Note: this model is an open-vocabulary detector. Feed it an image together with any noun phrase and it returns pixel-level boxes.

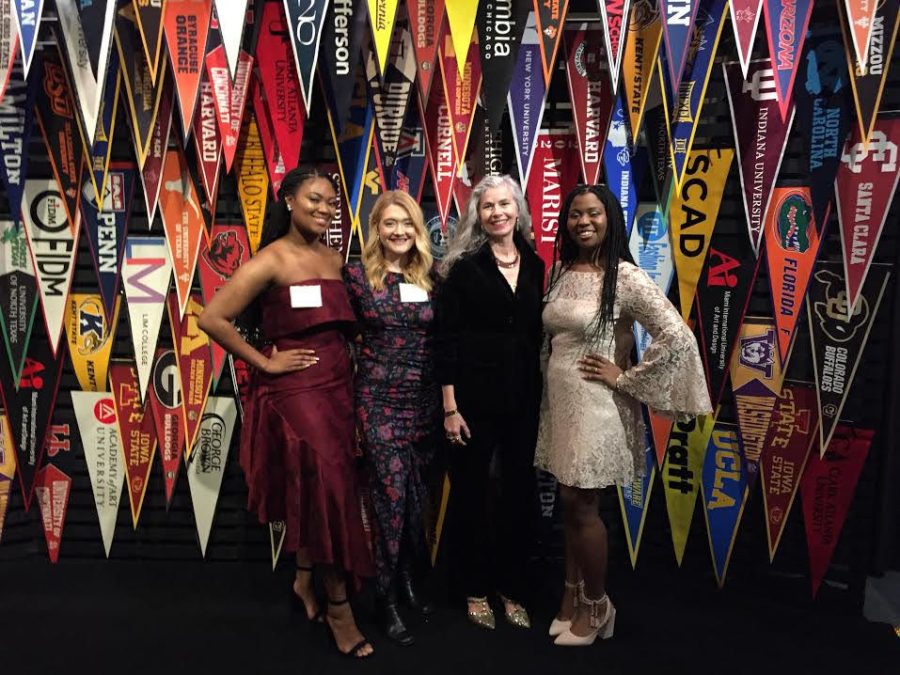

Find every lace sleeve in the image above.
[615,264,713,421]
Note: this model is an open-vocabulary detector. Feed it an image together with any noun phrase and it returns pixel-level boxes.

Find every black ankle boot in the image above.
[398,568,435,616]
[377,592,414,646]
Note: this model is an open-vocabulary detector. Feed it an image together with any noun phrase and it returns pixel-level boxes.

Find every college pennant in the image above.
[116,4,166,167]
[695,224,760,408]
[34,462,72,562]
[532,0,569,84]
[160,148,206,319]
[0,219,39,384]
[82,162,136,320]
[508,12,548,184]
[355,132,384,244]
[0,56,38,229]
[422,66,456,229]
[192,74,223,209]
[659,0,700,89]
[269,520,287,570]
[64,294,120,393]
[842,0,899,147]
[366,21,417,170]
[22,180,81,356]
[763,186,821,362]
[476,0,528,133]
[617,427,656,568]
[603,97,648,236]
[729,0,763,78]
[251,75,288,196]
[122,236,172,401]
[801,425,873,596]
[759,382,818,560]
[629,203,674,360]
[662,413,714,565]
[53,0,118,148]
[322,164,354,259]
[133,0,166,82]
[762,0,813,121]
[88,50,121,206]
[0,415,14,542]
[808,261,889,456]
[730,316,785,485]
[368,0,401,77]
[836,117,900,314]
[668,148,733,320]
[283,0,329,111]
[257,1,307,171]
[440,30,482,177]
[622,0,662,139]
[164,0,213,134]
[188,396,235,556]
[843,0,878,70]
[205,44,252,173]
[71,390,124,557]
[659,0,728,189]
[388,103,429,199]
[319,0,368,136]
[168,292,213,462]
[644,72,674,203]
[526,129,581,272]
[235,114,269,254]
[701,421,749,587]
[214,0,249,78]
[11,0,44,76]
[230,356,252,420]
[724,58,795,255]
[198,224,251,384]
[793,23,853,232]
[109,360,158,527]
[148,348,187,507]
[599,0,631,92]
[140,83,173,225]
[564,24,614,185]
[33,52,85,232]
[0,3,15,102]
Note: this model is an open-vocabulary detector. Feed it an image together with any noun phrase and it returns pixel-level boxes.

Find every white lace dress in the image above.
[535,263,712,489]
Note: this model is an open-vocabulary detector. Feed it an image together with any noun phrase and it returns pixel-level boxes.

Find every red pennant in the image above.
[439,29,481,172]
[192,74,223,209]
[34,463,71,563]
[407,0,446,104]
[252,76,288,197]
[148,347,187,508]
[164,0,213,133]
[423,71,456,229]
[205,46,253,173]
[649,409,675,468]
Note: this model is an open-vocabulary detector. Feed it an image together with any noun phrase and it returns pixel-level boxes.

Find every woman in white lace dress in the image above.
[536,184,711,646]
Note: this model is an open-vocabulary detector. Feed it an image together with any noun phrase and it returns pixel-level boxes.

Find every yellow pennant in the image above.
[445,0,479,75]
[0,414,15,543]
[368,0,401,77]
[668,148,734,319]
[235,114,269,255]
[622,0,662,138]
[64,294,121,393]
[662,413,713,566]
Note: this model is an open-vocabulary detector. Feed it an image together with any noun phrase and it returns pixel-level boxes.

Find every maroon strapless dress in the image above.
[239,280,374,578]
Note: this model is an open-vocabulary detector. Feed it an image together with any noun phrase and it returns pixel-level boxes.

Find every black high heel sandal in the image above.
[291,564,324,623]
[324,597,374,659]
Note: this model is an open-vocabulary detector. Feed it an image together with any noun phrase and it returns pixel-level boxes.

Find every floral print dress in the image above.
[343,262,441,594]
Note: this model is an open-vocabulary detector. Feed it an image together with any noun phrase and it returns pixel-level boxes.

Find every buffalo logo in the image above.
[812,269,870,343]
[77,298,108,355]
[804,39,847,96]
[630,0,660,31]
[203,230,246,280]
[738,328,776,378]
[776,193,812,253]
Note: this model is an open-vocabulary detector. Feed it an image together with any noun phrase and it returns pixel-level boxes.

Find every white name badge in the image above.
[289,284,323,308]
[399,283,429,303]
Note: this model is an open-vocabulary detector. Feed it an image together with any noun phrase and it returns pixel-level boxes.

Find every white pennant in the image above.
[187,396,235,557]
[215,0,249,79]
[122,236,172,402]
[72,391,124,557]
[53,0,117,146]
[21,180,80,356]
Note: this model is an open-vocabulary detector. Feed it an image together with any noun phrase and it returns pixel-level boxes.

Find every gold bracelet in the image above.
[444,409,458,418]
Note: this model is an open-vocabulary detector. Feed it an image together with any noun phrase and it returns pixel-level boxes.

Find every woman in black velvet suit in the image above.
[433,174,545,630]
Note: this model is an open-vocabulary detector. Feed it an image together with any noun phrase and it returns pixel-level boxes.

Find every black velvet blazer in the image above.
[433,232,545,418]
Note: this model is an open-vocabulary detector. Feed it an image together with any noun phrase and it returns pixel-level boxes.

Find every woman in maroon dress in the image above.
[199,168,375,659]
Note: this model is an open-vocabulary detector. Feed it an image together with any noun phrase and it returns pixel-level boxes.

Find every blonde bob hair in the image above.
[362,190,434,292]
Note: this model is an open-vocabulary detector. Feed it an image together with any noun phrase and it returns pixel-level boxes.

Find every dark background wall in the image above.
[1,2,898,615]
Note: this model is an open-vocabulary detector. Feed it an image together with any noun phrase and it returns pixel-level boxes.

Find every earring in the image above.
[286,203,293,212]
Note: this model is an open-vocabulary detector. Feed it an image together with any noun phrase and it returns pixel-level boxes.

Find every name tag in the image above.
[399,283,429,303]
[289,285,322,308]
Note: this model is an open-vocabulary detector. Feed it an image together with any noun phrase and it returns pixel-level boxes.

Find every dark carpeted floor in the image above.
[2,560,898,675]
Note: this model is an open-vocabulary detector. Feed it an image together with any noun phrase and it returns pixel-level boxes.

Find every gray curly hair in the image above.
[439,175,532,277]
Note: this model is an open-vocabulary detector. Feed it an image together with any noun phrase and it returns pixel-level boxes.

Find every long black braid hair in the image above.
[235,166,340,344]
[546,184,635,344]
